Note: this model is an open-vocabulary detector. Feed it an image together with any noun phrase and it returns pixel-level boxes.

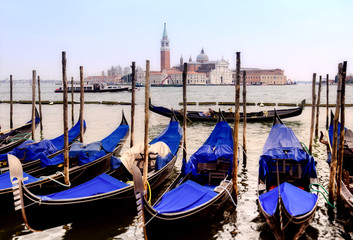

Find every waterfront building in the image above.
[137,23,286,86]
[137,23,232,85]
[84,75,122,84]
[236,68,287,85]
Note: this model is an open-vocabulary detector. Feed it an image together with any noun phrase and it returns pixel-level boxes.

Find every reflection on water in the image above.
[0,83,353,239]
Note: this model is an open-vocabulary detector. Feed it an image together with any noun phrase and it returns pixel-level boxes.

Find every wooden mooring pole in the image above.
[232,52,240,200]
[130,62,136,148]
[31,70,36,141]
[62,52,69,185]
[80,66,84,143]
[308,73,316,154]
[326,74,329,130]
[329,63,342,204]
[242,70,247,166]
[314,75,322,138]
[71,77,74,126]
[337,61,347,202]
[37,76,43,132]
[143,60,150,192]
[10,75,13,129]
[183,63,188,163]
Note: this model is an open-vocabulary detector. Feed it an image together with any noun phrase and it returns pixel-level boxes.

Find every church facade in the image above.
[137,23,232,85]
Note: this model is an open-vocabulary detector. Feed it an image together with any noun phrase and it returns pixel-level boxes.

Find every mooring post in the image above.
[10,75,13,129]
[130,62,136,148]
[62,52,69,185]
[183,63,188,163]
[71,77,74,126]
[336,61,347,203]
[37,76,43,132]
[329,63,342,204]
[232,52,240,201]
[242,70,247,166]
[308,73,316,154]
[31,70,36,141]
[79,66,84,143]
[143,60,150,192]
[315,75,322,138]
[326,74,329,130]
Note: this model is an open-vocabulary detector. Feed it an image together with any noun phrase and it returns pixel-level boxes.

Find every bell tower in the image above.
[160,23,170,71]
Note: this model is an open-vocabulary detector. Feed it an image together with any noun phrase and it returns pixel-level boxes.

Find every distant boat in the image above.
[55,83,129,93]
[149,99,305,123]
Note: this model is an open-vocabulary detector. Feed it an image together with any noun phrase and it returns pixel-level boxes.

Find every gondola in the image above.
[149,99,305,123]
[1,112,129,212]
[257,111,318,240]
[322,112,353,215]
[132,112,235,238]
[6,113,182,228]
[0,108,40,154]
[0,117,86,174]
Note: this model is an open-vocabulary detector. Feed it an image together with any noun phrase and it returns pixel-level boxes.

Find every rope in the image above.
[309,183,335,208]
[215,183,237,208]
[40,171,71,187]
[9,137,29,142]
[237,143,248,159]
[276,161,284,233]
[144,212,158,227]
[147,180,152,204]
[299,142,311,156]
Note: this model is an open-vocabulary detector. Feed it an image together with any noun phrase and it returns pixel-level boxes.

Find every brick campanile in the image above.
[160,23,170,71]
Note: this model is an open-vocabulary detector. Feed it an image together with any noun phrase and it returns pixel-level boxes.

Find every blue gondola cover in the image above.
[149,121,182,155]
[39,173,129,200]
[182,121,233,176]
[50,119,86,150]
[259,123,317,182]
[0,171,40,190]
[0,119,85,164]
[101,125,129,153]
[154,180,217,213]
[259,182,318,217]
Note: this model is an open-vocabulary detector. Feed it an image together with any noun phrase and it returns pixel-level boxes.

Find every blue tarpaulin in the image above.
[101,125,129,153]
[69,141,101,158]
[0,119,85,165]
[111,156,122,169]
[40,153,64,168]
[149,121,182,155]
[50,119,86,150]
[41,121,128,167]
[182,121,233,176]
[259,123,317,181]
[39,173,129,201]
[0,171,40,190]
[154,180,217,213]
[259,182,318,217]
[1,139,58,163]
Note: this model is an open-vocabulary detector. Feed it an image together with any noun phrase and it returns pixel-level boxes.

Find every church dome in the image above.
[196,48,209,63]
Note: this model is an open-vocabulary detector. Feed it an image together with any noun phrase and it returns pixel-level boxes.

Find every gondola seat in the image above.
[197,158,231,185]
[270,158,302,184]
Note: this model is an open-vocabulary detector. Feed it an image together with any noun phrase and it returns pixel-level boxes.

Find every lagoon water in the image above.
[0,82,353,239]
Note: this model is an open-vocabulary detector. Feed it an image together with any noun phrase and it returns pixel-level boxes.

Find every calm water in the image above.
[0,82,353,240]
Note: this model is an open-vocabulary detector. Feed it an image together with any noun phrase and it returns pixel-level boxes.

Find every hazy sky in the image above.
[0,0,351,81]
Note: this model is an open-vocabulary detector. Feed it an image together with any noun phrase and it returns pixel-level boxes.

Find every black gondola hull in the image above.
[258,197,317,240]
[0,133,128,213]
[0,109,40,154]
[149,100,304,123]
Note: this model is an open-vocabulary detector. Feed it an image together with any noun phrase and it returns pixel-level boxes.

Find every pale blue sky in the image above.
[0,0,351,81]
